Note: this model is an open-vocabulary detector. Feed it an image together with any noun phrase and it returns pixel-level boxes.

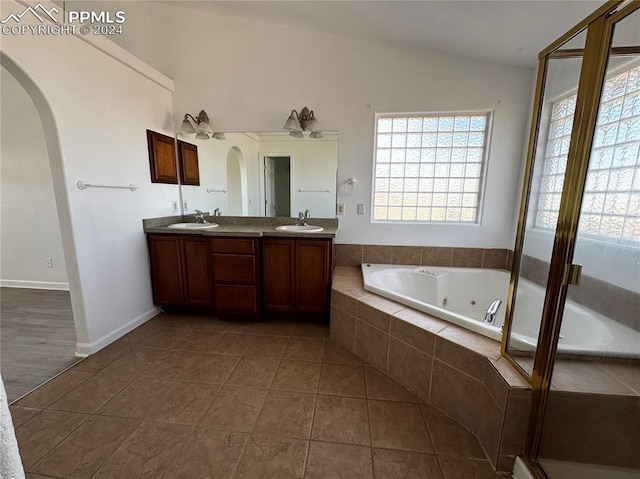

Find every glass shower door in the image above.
[504,32,587,376]
[538,7,640,478]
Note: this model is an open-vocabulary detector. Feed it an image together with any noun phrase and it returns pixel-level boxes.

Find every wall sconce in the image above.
[283,106,323,138]
[180,110,225,140]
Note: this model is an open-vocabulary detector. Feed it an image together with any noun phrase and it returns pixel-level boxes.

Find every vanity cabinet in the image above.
[147,233,332,317]
[262,238,331,315]
[210,238,260,318]
[147,235,211,306]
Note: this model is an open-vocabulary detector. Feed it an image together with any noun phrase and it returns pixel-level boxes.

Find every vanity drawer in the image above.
[214,285,258,314]
[210,238,255,254]
[212,254,256,283]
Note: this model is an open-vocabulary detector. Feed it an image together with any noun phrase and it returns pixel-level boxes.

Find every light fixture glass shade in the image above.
[310,131,324,139]
[283,110,302,131]
[289,130,304,138]
[195,132,210,140]
[180,117,196,134]
[197,121,213,135]
[212,132,226,140]
[305,111,320,132]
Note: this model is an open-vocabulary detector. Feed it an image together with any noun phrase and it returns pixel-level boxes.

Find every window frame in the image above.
[370,110,494,225]
[533,58,640,245]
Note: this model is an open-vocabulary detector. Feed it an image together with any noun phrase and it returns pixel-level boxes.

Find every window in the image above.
[535,65,640,241]
[372,112,491,222]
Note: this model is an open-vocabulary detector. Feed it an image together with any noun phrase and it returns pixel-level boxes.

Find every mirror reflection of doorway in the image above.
[264,156,291,217]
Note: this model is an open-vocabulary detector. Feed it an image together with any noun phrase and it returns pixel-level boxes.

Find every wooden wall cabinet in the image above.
[262,238,331,315]
[211,238,260,318]
[148,235,211,306]
[146,130,178,184]
[178,140,200,186]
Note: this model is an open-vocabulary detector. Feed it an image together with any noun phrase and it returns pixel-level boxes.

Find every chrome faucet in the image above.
[483,299,502,325]
[296,211,307,226]
[194,210,208,224]
[304,209,310,219]
[213,208,221,216]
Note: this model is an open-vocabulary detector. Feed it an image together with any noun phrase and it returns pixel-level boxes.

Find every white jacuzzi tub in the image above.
[361,264,640,358]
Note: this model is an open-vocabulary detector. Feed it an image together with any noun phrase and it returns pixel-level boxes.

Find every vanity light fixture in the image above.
[282,107,323,138]
[180,110,225,140]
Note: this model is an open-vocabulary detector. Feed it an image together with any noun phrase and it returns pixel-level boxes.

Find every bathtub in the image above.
[361,264,640,358]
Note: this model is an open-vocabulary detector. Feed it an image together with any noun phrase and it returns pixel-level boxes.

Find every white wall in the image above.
[98,1,534,248]
[1,0,178,354]
[1,67,68,290]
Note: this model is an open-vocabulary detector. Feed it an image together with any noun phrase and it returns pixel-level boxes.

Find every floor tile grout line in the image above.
[22,409,92,476]
[88,417,149,479]
[46,373,137,415]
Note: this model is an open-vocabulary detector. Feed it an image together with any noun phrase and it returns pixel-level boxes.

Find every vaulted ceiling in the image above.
[167,1,605,67]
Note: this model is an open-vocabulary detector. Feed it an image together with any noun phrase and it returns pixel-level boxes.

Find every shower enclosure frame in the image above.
[500,0,640,477]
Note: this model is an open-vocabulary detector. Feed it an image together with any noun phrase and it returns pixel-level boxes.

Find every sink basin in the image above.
[275,225,324,233]
[168,223,219,229]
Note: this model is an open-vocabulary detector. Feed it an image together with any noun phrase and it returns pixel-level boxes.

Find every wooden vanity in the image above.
[145,218,336,319]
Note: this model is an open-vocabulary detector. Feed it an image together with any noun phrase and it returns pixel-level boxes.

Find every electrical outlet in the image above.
[337,203,345,215]
[45,257,53,268]
[171,200,178,212]
[357,203,365,215]
[183,201,188,211]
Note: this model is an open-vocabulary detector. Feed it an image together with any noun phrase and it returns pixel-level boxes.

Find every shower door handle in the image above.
[565,264,582,286]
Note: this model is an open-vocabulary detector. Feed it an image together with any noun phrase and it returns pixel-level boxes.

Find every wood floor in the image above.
[1,287,79,403]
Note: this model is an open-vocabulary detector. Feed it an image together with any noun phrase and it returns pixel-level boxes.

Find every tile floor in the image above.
[10,313,507,478]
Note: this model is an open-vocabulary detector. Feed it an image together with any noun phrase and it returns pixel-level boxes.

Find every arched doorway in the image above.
[1,53,86,402]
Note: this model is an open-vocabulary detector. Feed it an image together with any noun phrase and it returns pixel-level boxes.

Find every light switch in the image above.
[357,203,365,215]
[337,203,345,215]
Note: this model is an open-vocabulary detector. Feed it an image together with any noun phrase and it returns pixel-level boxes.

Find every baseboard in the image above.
[0,279,70,291]
[75,306,161,356]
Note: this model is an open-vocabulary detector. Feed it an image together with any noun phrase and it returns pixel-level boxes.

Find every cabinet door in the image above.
[148,235,184,305]
[147,130,178,184]
[262,239,295,311]
[178,140,200,186]
[182,237,212,305]
[296,240,331,313]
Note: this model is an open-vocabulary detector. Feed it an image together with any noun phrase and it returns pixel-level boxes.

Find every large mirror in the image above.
[176,131,338,218]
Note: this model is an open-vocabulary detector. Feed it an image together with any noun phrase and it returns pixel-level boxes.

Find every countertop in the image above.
[142,214,338,239]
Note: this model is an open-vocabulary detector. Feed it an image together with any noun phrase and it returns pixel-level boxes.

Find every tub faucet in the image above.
[297,211,307,226]
[484,299,502,325]
[194,210,208,224]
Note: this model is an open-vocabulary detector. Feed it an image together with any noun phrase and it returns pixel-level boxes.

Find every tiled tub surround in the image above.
[335,243,513,270]
[521,254,640,333]
[539,360,640,470]
[331,266,532,472]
